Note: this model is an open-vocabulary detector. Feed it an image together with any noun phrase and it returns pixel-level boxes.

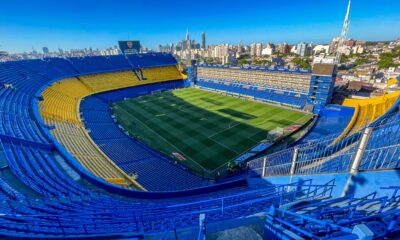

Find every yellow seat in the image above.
[334,90,400,143]
[78,66,184,93]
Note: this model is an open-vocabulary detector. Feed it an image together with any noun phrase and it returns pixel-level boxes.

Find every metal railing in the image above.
[265,186,400,239]
[248,133,359,177]
[0,180,335,236]
[248,110,400,178]
[247,148,294,177]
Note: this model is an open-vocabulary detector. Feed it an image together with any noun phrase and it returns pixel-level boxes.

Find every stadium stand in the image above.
[197,65,311,94]
[45,57,79,76]
[67,56,129,73]
[126,53,178,67]
[77,66,182,92]
[1,54,400,238]
[81,82,209,191]
[196,65,310,108]
[0,174,330,238]
[40,77,92,123]
[0,62,51,144]
[296,105,354,144]
[40,67,184,189]
[196,79,307,108]
[44,119,140,187]
[333,90,400,143]
[15,59,66,79]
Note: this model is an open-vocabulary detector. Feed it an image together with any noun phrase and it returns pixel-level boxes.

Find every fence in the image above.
[248,133,360,177]
[247,148,294,177]
[248,111,400,178]
[360,118,400,171]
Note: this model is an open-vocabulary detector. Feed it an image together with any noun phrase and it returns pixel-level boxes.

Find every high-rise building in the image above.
[236,44,244,58]
[221,54,234,65]
[157,44,174,53]
[201,32,206,49]
[296,42,311,57]
[256,43,263,57]
[250,43,257,57]
[279,43,290,54]
[212,44,229,58]
[185,29,192,65]
[181,29,191,51]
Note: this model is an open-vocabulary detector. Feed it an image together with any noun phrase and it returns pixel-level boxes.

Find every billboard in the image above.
[118,40,140,54]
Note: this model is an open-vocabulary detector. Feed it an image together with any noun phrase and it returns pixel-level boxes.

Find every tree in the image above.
[378,51,400,69]
[277,52,294,58]
[237,59,248,66]
[291,57,311,70]
[354,57,369,66]
[206,58,214,64]
[394,46,400,56]
[340,54,350,63]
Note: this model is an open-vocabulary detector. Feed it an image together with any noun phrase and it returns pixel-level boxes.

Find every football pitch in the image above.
[112,88,312,175]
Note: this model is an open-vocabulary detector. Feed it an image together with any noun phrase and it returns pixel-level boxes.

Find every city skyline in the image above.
[1,0,400,53]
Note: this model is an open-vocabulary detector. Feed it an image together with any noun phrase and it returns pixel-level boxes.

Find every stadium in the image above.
[1,1,400,239]
[0,51,399,239]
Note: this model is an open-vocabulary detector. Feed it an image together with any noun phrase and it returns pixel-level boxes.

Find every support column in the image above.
[262,157,267,177]
[288,147,299,189]
[290,147,299,176]
[198,213,206,240]
[350,127,372,174]
[342,127,373,196]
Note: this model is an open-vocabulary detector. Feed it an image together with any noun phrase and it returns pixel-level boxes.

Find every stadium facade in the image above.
[193,62,337,113]
[0,53,400,239]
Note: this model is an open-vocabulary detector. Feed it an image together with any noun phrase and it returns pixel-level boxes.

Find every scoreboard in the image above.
[118,40,140,54]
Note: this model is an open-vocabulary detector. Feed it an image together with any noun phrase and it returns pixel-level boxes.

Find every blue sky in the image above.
[1,0,399,53]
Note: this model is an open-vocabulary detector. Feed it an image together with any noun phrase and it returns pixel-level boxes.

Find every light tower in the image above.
[185,29,195,85]
[335,0,351,64]
[201,32,206,49]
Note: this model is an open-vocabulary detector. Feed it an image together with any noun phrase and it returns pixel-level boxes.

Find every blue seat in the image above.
[80,94,209,191]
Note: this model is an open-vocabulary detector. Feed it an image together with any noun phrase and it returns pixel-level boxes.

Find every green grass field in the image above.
[112,88,312,175]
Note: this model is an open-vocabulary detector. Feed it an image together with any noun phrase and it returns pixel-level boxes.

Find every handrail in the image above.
[0,180,336,220]
[272,208,353,233]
